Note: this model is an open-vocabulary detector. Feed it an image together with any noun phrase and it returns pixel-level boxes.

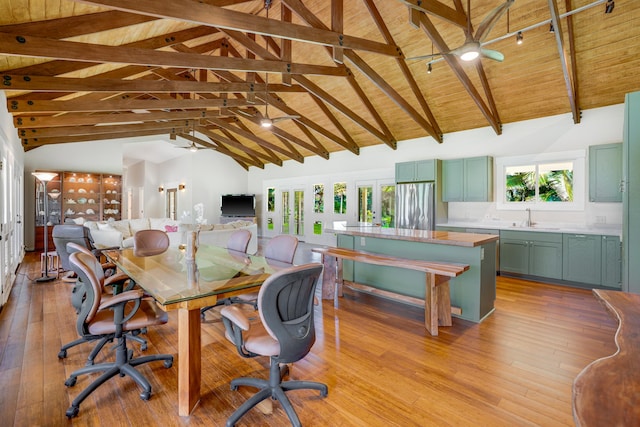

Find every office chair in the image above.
[133,229,170,257]
[200,229,253,319]
[52,224,105,282]
[59,243,147,364]
[64,251,173,418]
[221,263,328,427]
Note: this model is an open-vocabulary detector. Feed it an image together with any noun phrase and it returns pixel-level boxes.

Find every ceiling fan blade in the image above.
[406,53,445,61]
[475,0,514,42]
[481,48,505,62]
[271,115,300,124]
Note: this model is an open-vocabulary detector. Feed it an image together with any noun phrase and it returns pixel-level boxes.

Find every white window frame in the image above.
[495,150,586,211]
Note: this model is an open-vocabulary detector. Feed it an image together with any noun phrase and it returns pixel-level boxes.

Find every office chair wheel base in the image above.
[140,343,148,351]
[58,349,67,359]
[140,391,151,401]
[65,406,79,418]
[230,384,238,391]
[164,360,173,369]
[64,376,77,387]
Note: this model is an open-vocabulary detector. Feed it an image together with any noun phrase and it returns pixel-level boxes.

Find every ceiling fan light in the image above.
[460,50,480,61]
[189,144,198,153]
[260,118,273,128]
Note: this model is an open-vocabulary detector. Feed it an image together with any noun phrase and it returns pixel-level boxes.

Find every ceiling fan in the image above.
[409,0,514,63]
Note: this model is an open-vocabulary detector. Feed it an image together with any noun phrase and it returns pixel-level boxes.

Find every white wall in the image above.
[248,104,625,240]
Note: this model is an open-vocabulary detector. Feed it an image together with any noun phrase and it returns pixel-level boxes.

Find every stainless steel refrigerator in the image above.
[395,182,435,230]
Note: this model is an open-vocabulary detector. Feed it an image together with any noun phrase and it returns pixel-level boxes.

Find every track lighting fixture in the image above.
[516,31,523,45]
[549,23,555,33]
[605,0,614,14]
[427,62,432,74]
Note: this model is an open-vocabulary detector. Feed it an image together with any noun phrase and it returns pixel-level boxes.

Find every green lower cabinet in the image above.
[499,230,563,280]
[562,234,602,285]
[601,235,622,288]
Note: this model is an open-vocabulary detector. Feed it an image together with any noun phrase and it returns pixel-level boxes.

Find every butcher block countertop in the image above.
[326,224,498,248]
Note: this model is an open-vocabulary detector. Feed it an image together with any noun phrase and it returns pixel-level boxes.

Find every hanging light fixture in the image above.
[516,31,524,45]
[261,1,274,129]
[427,62,432,74]
[549,22,555,33]
[605,0,614,14]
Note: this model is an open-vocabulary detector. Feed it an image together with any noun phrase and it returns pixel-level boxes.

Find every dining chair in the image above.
[133,229,170,257]
[221,263,327,427]
[64,251,173,418]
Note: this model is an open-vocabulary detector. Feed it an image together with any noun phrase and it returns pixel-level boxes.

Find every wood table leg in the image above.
[437,280,452,327]
[424,273,438,336]
[320,254,336,301]
[178,308,201,416]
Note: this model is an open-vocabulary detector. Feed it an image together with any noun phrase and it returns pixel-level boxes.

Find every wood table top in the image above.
[326,225,499,247]
[572,289,640,426]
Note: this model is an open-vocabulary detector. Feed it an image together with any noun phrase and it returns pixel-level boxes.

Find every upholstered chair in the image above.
[221,263,327,426]
[133,229,170,257]
[64,251,173,418]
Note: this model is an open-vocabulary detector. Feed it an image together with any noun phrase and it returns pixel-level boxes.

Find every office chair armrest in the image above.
[220,305,250,331]
[104,272,130,287]
[99,289,144,311]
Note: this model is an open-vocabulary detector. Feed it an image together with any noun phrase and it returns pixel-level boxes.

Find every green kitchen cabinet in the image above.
[602,235,622,288]
[623,91,640,294]
[563,234,602,285]
[395,159,436,183]
[500,230,563,280]
[442,156,493,202]
[589,143,622,202]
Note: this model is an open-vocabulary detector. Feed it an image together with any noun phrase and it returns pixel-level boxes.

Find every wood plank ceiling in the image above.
[1,0,639,169]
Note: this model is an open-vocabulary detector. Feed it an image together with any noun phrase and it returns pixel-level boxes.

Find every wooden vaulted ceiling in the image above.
[1,0,639,169]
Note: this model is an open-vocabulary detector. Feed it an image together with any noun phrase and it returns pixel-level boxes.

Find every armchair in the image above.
[64,251,173,418]
[221,263,327,427]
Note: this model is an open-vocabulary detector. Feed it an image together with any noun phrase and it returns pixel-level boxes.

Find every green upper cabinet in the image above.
[395,159,436,183]
[589,143,622,202]
[442,156,493,202]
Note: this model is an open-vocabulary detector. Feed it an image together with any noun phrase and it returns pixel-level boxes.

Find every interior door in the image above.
[356,180,395,227]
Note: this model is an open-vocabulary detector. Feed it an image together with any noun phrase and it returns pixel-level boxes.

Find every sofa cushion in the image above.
[112,220,132,239]
[83,220,99,230]
[97,222,116,232]
[129,218,150,235]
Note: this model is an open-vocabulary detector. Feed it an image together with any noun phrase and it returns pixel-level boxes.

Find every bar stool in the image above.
[40,251,60,278]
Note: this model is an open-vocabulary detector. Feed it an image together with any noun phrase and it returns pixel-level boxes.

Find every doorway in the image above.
[356,180,396,227]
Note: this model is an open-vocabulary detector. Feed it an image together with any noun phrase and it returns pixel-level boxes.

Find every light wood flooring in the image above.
[0,241,618,426]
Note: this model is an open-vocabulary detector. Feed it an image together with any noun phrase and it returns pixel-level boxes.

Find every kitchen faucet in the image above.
[525,208,532,227]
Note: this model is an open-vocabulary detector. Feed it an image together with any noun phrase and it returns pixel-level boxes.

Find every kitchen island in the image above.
[326,224,499,323]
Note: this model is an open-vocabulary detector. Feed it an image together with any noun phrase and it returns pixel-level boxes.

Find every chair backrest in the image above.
[133,229,170,257]
[69,251,104,334]
[264,235,298,265]
[226,229,252,253]
[257,263,323,363]
[52,224,94,270]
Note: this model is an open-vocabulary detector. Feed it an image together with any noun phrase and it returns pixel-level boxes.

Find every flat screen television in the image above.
[221,194,255,217]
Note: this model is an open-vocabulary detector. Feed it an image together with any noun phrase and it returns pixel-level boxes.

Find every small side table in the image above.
[40,251,59,278]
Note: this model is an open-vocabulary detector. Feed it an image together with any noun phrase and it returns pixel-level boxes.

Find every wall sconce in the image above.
[158,186,164,193]
[179,184,186,191]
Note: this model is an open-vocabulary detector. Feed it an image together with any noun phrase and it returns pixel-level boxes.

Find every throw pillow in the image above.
[165,225,178,233]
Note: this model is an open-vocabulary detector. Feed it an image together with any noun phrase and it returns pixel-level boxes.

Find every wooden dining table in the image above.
[104,244,280,416]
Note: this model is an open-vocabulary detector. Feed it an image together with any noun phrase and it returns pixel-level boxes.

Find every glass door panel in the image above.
[281,190,290,234]
[356,181,395,227]
[294,190,304,236]
[358,185,373,225]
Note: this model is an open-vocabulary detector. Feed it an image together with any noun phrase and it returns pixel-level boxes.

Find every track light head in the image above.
[549,23,555,33]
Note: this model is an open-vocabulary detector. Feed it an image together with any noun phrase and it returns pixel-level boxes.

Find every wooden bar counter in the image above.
[326,225,499,323]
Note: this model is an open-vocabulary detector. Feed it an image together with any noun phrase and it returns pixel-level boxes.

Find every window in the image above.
[313,184,324,213]
[334,182,347,214]
[497,150,584,211]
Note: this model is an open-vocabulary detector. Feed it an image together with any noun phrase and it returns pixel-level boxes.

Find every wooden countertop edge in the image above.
[572,289,640,426]
[326,228,499,247]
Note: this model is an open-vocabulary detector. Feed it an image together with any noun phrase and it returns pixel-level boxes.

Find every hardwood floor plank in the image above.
[0,247,619,426]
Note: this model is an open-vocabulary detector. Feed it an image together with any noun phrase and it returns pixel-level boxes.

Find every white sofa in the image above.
[83,218,258,254]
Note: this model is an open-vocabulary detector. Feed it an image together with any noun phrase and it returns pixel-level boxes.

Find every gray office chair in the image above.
[133,229,170,257]
[221,263,327,427]
[200,229,253,319]
[64,251,173,418]
[52,224,103,281]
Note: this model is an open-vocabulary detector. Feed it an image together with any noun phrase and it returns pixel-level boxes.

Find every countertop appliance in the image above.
[395,182,435,230]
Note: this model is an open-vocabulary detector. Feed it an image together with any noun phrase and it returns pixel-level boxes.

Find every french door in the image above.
[356,180,396,227]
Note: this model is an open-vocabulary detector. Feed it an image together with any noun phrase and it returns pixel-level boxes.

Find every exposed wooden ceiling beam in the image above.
[19,119,194,139]
[8,97,263,113]
[178,131,261,169]
[21,128,170,147]
[73,0,401,57]
[199,124,277,166]
[397,0,468,28]
[0,32,346,77]
[549,0,580,124]
[1,74,306,94]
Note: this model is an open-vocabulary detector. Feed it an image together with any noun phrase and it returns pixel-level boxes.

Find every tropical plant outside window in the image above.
[313,184,324,213]
[380,184,395,227]
[505,161,574,203]
[267,187,275,212]
[334,182,347,214]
